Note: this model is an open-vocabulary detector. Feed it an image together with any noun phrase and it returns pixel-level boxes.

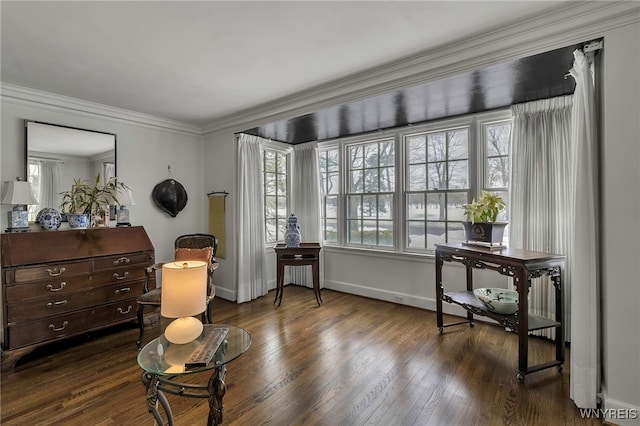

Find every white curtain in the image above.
[510,49,600,408]
[39,160,62,210]
[290,142,322,288]
[569,49,599,409]
[509,95,574,341]
[236,134,269,303]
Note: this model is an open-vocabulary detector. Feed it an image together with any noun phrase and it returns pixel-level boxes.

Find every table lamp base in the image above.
[165,316,203,345]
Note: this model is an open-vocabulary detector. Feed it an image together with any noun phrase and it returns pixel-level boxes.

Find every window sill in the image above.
[322,244,436,263]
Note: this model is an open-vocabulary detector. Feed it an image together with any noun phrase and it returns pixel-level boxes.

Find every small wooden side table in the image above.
[273,243,322,307]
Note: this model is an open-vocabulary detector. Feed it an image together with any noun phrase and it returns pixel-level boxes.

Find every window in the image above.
[405,127,469,250]
[317,110,511,254]
[483,120,511,222]
[346,139,395,248]
[319,147,339,243]
[27,160,41,222]
[263,149,289,244]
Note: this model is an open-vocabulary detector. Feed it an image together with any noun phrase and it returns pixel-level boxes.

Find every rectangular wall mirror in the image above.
[25,120,117,221]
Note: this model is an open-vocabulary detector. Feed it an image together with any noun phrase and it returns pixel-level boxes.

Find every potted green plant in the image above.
[60,175,129,228]
[462,191,507,246]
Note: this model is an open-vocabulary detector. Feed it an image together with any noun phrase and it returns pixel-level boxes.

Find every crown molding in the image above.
[0,83,203,136]
[203,1,640,136]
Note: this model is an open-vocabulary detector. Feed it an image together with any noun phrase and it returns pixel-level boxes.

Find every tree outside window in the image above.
[264,149,289,244]
[483,120,511,227]
[406,128,469,251]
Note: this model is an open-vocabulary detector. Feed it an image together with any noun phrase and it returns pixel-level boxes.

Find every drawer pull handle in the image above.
[115,287,131,294]
[46,300,68,308]
[113,257,131,265]
[118,305,133,315]
[49,321,68,332]
[113,272,129,280]
[46,282,67,292]
[47,267,66,277]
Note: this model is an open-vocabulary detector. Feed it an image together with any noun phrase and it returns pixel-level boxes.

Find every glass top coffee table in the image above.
[138,324,251,426]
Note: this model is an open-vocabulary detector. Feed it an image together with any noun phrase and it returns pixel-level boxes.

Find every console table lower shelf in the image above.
[441,291,561,333]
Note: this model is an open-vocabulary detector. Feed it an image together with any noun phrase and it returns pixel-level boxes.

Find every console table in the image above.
[435,243,565,382]
[273,243,322,307]
[138,324,251,426]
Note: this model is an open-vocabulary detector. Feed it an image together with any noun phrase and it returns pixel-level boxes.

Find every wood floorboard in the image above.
[1,287,602,425]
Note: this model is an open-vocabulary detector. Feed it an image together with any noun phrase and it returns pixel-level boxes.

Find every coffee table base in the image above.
[142,365,227,426]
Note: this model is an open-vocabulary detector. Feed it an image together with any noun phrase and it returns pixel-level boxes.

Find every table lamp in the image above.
[116,187,135,227]
[161,260,207,344]
[1,179,38,232]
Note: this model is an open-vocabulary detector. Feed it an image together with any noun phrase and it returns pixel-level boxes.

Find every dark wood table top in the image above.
[435,242,565,263]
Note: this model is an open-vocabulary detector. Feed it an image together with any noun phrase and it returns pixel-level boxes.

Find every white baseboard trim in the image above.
[325,278,493,322]
[216,278,501,326]
[213,279,279,303]
[213,285,236,302]
[599,391,640,426]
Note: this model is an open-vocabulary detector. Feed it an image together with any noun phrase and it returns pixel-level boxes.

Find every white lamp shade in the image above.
[161,260,207,318]
[1,181,38,205]
[117,187,135,206]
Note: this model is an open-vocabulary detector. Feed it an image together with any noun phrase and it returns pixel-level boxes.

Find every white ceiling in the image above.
[1,1,568,128]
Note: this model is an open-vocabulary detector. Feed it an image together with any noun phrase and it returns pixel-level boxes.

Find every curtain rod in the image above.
[207,191,228,197]
[583,40,603,53]
[564,39,603,79]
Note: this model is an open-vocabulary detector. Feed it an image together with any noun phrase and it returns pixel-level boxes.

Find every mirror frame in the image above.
[24,120,117,219]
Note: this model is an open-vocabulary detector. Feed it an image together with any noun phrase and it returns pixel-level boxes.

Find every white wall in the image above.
[0,94,207,265]
[600,21,640,421]
[203,130,238,299]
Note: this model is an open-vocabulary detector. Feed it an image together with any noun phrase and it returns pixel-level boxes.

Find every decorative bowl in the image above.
[473,288,518,314]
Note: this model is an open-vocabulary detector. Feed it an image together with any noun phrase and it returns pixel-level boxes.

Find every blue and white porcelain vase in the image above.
[68,213,90,229]
[284,213,301,248]
[37,207,62,231]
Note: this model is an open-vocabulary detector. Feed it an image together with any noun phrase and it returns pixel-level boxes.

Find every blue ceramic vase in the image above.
[284,214,301,247]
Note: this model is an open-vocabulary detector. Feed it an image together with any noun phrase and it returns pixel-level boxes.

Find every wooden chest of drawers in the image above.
[1,226,155,371]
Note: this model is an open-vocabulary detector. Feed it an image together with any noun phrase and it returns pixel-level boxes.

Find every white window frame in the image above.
[344,136,397,249]
[263,140,292,245]
[479,116,512,218]
[402,119,473,254]
[318,142,341,245]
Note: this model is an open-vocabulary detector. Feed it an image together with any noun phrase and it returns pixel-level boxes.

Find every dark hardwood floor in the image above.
[1,287,601,425]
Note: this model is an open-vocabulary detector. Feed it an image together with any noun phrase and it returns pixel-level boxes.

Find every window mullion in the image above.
[396,134,404,251]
